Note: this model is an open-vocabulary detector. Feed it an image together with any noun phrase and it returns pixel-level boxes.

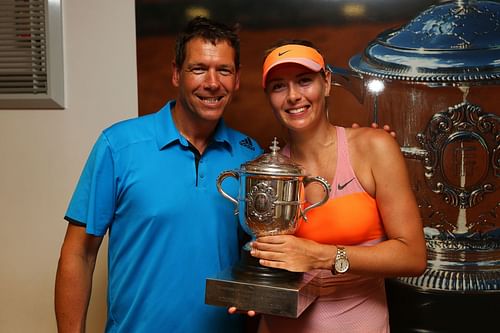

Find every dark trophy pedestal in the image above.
[386,278,500,333]
[205,248,318,318]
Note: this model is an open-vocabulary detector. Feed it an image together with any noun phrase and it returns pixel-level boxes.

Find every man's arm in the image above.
[55,223,103,333]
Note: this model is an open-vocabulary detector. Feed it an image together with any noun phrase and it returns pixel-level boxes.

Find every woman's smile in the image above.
[285,106,308,114]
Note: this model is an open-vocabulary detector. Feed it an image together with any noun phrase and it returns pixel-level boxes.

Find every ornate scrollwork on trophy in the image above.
[416,101,499,210]
[416,196,457,233]
[400,231,500,292]
[470,202,500,231]
[246,182,278,223]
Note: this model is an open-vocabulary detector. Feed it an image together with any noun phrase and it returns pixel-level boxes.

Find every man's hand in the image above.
[227,307,256,317]
[352,122,396,138]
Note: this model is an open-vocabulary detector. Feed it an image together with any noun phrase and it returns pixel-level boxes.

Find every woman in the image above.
[250,40,427,333]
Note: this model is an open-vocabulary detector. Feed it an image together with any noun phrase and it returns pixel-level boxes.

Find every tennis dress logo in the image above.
[239,137,255,151]
[337,177,355,191]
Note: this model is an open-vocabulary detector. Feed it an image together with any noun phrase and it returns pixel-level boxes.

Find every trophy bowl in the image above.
[217,138,330,245]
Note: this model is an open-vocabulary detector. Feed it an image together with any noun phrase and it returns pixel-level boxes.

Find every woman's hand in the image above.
[250,235,333,272]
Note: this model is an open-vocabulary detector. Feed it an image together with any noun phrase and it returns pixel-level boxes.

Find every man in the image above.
[55,17,261,333]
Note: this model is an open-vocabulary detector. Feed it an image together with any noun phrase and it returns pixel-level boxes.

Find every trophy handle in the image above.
[301,176,331,221]
[216,170,239,215]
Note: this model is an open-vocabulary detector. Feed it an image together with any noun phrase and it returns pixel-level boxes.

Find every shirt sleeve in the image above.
[64,133,116,236]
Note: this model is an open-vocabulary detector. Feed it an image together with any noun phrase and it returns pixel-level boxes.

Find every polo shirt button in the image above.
[200,174,204,178]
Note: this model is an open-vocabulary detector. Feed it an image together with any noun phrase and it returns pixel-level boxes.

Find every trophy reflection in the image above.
[205,138,330,318]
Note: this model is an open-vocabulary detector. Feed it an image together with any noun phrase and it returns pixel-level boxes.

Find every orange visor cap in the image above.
[262,44,325,88]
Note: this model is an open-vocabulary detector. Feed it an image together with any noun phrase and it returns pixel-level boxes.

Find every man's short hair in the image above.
[175,16,240,70]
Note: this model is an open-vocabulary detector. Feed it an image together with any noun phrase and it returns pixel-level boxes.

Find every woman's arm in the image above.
[345,129,427,277]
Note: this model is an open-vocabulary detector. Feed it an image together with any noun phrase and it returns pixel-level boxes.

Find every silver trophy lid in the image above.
[241,137,306,176]
[349,0,500,83]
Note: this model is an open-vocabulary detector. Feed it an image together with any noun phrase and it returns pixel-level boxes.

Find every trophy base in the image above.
[205,249,318,318]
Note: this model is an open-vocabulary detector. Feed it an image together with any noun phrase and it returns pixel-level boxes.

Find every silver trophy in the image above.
[205,138,331,318]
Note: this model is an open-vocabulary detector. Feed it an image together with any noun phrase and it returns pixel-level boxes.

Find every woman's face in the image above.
[265,63,331,132]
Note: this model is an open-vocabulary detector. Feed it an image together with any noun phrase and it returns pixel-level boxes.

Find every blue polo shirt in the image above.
[65,100,262,333]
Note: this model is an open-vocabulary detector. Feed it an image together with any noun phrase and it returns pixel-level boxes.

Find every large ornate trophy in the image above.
[205,138,331,318]
[330,1,499,331]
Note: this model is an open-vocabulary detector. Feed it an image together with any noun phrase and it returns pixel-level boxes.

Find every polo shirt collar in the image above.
[154,100,233,153]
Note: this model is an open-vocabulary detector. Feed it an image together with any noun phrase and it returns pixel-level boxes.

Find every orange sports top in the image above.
[287,126,386,245]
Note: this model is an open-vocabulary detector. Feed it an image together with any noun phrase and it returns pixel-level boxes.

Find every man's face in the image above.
[172,37,240,124]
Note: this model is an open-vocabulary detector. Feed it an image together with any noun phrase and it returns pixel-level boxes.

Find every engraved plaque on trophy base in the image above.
[205,269,318,318]
[205,250,319,318]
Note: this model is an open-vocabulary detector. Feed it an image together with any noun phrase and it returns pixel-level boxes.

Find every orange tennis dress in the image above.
[258,127,389,333]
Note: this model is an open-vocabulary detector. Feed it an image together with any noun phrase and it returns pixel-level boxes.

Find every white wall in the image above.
[0,1,138,332]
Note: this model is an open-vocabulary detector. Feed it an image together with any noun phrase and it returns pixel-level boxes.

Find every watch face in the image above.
[335,258,349,273]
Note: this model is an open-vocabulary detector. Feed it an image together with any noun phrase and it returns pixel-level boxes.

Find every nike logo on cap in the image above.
[337,178,355,190]
[278,50,291,56]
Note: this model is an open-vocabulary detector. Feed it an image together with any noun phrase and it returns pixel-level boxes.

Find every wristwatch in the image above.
[332,246,349,275]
